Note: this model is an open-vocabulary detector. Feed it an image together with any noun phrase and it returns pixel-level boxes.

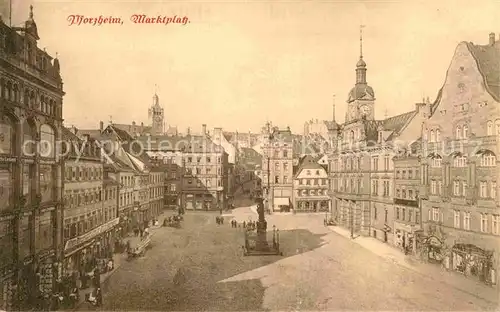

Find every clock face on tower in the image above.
[360,105,370,116]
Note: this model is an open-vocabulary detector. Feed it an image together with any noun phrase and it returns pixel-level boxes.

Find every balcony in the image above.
[393,198,418,208]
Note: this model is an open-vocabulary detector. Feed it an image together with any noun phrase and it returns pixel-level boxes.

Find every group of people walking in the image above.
[229,219,257,231]
[216,216,224,225]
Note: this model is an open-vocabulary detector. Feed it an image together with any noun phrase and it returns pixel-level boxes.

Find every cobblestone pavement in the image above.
[82,207,498,311]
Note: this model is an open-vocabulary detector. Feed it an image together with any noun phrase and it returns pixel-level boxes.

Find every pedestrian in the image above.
[96,287,102,307]
[243,221,246,228]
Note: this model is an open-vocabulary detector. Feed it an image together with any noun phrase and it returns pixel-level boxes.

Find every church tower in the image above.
[148,91,164,135]
[345,25,375,123]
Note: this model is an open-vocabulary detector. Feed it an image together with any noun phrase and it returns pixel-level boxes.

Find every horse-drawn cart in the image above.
[127,234,152,259]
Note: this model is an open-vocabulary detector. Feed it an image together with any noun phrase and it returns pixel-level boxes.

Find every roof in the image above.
[113,123,152,135]
[294,161,326,178]
[348,83,375,103]
[62,126,101,160]
[77,129,101,138]
[466,41,500,101]
[166,126,178,136]
[133,135,224,153]
[363,110,417,143]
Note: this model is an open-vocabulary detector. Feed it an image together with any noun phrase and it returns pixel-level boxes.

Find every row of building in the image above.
[242,32,499,287]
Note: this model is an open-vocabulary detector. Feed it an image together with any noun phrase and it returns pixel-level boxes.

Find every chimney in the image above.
[140,122,144,133]
[202,124,207,135]
[489,32,495,46]
[248,131,251,147]
[99,121,103,131]
[187,127,191,135]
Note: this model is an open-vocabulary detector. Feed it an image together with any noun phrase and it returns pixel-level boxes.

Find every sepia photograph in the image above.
[0,0,499,311]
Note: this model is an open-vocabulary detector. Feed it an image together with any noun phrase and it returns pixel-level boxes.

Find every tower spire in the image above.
[360,24,365,59]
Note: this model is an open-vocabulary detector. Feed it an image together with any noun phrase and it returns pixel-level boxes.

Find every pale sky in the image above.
[10,0,500,133]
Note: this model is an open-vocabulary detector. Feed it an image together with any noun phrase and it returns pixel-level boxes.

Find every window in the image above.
[430,130,435,142]
[480,213,488,233]
[371,156,379,171]
[408,189,413,199]
[462,181,467,196]
[39,165,54,203]
[455,125,462,139]
[0,220,13,267]
[197,180,201,188]
[432,208,439,222]
[196,168,201,175]
[436,129,441,142]
[463,212,471,230]
[487,121,493,135]
[197,156,201,163]
[463,125,468,138]
[438,180,443,195]
[283,163,289,171]
[217,179,222,187]
[480,152,496,167]
[384,156,389,171]
[283,150,288,158]
[431,155,442,167]
[431,180,437,194]
[454,210,461,228]
[373,206,377,220]
[480,181,488,198]
[36,211,53,252]
[396,189,400,198]
[383,181,390,197]
[453,155,467,167]
[206,157,211,163]
[453,181,460,196]
[217,157,221,163]
[283,176,288,184]
[187,157,192,163]
[492,215,499,235]
[491,182,497,199]
[274,176,279,183]
[170,184,176,191]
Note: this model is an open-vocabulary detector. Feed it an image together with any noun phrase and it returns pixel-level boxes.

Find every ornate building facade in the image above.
[0,7,65,310]
[148,93,164,136]
[419,33,500,286]
[328,29,429,238]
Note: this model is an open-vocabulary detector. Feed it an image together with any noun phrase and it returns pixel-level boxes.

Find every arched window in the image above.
[0,115,15,210]
[479,150,496,167]
[436,129,441,142]
[0,115,15,155]
[24,89,30,107]
[430,154,442,167]
[487,121,493,135]
[29,91,35,110]
[350,130,354,142]
[456,125,462,139]
[495,120,500,135]
[40,124,55,158]
[5,81,12,101]
[22,120,36,157]
[453,154,467,167]
[430,130,435,142]
[463,125,469,138]
[12,84,19,102]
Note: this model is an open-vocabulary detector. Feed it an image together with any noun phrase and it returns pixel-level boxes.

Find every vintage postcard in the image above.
[0,0,499,311]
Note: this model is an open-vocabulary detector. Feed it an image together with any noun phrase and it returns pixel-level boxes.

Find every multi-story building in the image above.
[0,8,65,310]
[392,142,421,253]
[262,125,294,212]
[158,151,183,210]
[61,129,120,283]
[328,30,429,238]
[137,134,229,211]
[147,167,164,221]
[293,157,330,213]
[419,33,500,286]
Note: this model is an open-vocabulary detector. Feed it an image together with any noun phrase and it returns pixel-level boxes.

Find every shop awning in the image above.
[274,197,290,206]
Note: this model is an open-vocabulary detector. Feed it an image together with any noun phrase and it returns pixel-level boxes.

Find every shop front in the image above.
[63,217,120,287]
[273,197,291,212]
[295,199,329,213]
[394,222,420,254]
[451,243,496,286]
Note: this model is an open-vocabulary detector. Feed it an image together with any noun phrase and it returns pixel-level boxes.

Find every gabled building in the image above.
[293,160,330,213]
[419,33,500,286]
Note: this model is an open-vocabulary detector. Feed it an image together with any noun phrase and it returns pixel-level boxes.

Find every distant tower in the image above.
[148,90,164,135]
